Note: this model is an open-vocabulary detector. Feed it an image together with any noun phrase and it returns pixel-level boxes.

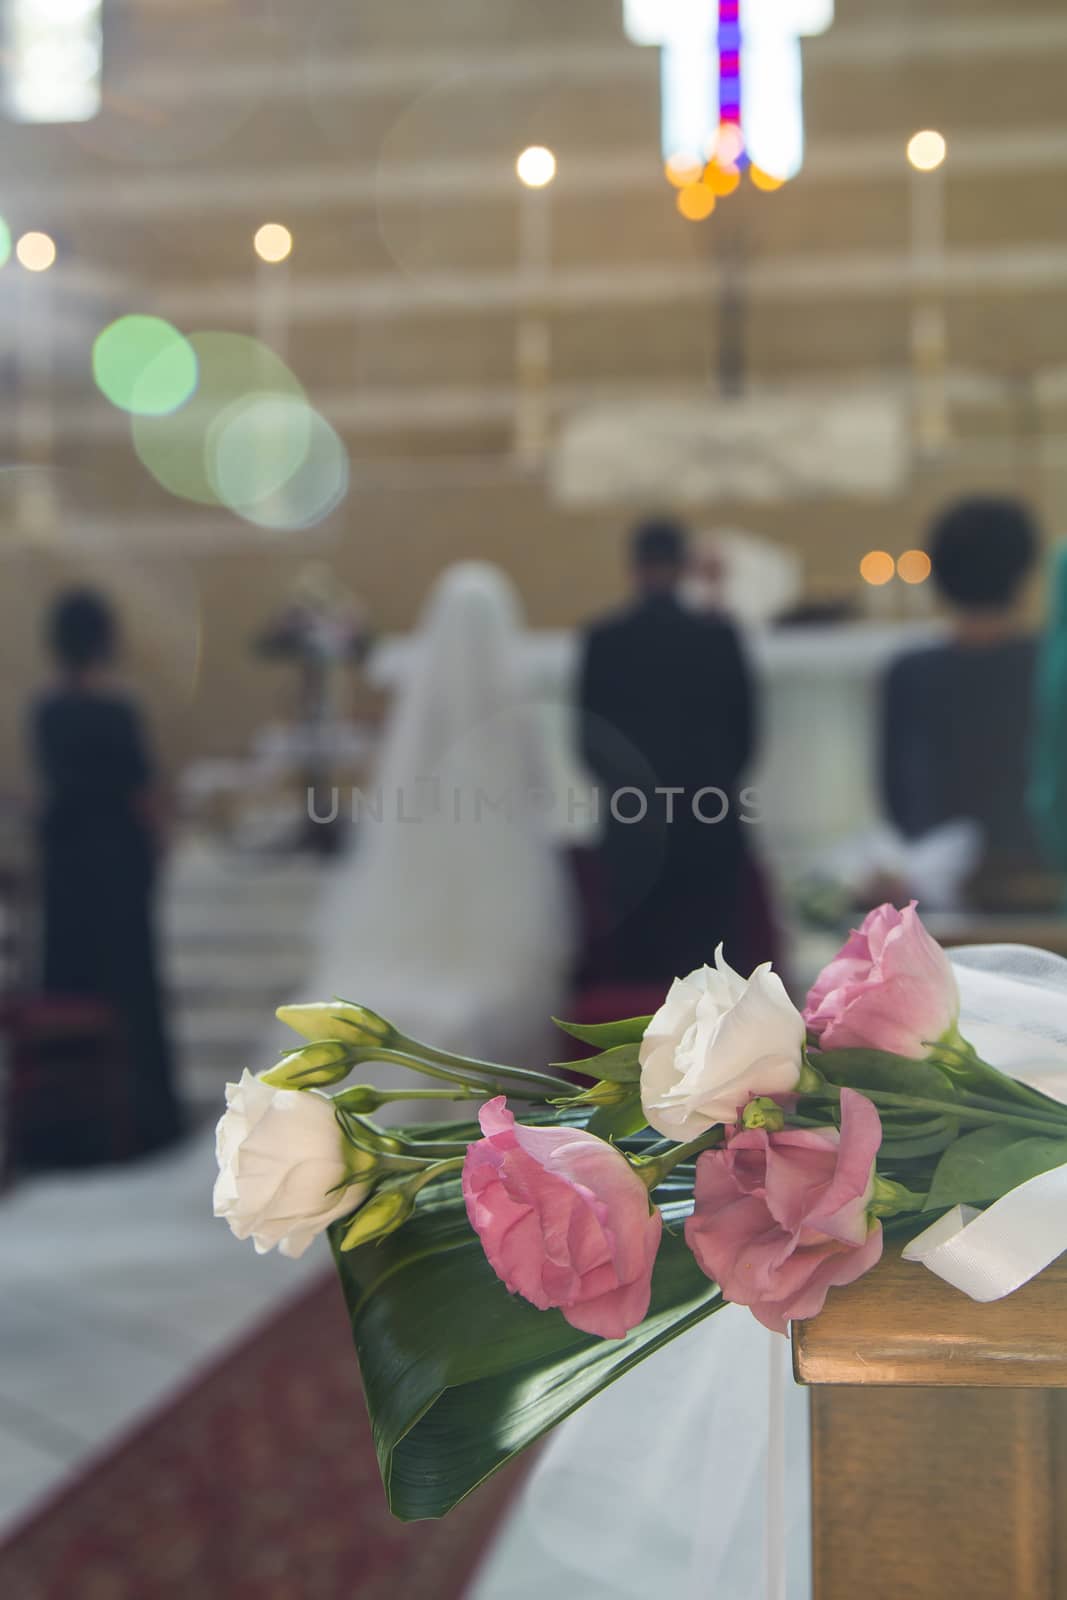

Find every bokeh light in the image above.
[516,146,557,188]
[132,332,305,506]
[704,163,741,197]
[677,184,716,221]
[223,408,350,531]
[897,549,933,585]
[0,217,11,268]
[907,130,947,172]
[16,230,56,271]
[207,393,313,512]
[92,315,198,416]
[254,222,293,264]
[665,152,703,188]
[750,165,786,192]
[712,124,745,167]
[860,550,896,587]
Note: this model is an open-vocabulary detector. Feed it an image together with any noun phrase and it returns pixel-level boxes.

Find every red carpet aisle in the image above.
[0,1273,523,1599]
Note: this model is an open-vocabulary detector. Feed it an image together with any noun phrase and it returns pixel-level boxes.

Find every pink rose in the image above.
[804,900,959,1058]
[462,1097,662,1340]
[685,1088,884,1333]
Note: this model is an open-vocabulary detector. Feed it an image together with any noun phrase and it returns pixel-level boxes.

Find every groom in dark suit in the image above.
[577,518,756,981]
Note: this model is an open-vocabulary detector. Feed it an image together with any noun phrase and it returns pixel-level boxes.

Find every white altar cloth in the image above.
[370,621,942,867]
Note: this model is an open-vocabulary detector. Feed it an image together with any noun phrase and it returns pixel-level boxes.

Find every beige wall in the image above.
[3,0,1067,790]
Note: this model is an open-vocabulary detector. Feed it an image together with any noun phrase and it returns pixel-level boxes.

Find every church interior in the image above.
[3,1,1067,1595]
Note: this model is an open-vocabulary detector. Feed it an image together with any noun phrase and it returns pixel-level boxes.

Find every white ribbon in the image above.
[902,947,1067,1303]
[902,1174,1067,1300]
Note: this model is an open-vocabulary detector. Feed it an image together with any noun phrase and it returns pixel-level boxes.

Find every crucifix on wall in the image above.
[624,0,834,395]
[624,0,834,182]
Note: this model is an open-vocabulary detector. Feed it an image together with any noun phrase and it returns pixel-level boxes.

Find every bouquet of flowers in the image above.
[214,903,1067,1519]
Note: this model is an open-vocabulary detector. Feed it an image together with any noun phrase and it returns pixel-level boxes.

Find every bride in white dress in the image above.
[299,559,575,1093]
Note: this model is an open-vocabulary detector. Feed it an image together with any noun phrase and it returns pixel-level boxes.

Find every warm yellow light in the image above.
[254,222,293,264]
[897,549,932,585]
[665,152,704,189]
[677,184,716,222]
[516,146,557,188]
[704,163,741,197]
[907,130,947,173]
[750,165,786,192]
[860,550,896,587]
[16,230,56,271]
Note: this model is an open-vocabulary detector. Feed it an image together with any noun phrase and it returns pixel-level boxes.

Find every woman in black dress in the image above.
[30,589,181,1157]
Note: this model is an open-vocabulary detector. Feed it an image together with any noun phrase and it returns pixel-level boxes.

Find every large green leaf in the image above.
[330,1172,720,1521]
[552,1041,642,1083]
[553,1015,652,1051]
[926,1125,1067,1209]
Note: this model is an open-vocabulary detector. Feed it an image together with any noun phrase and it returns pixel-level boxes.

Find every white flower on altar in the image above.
[639,948,806,1140]
[213,1071,372,1258]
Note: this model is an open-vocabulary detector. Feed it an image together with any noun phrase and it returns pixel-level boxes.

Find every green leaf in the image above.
[592,1042,643,1083]
[816,1049,958,1103]
[587,1095,649,1140]
[553,1015,652,1051]
[926,1126,1067,1210]
[330,1171,719,1521]
[551,1041,643,1084]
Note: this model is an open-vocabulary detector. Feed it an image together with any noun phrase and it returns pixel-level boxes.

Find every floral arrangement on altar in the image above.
[214,903,1067,1519]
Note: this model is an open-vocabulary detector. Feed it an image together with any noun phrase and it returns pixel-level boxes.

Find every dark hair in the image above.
[927,497,1039,610]
[47,588,118,671]
[631,516,688,571]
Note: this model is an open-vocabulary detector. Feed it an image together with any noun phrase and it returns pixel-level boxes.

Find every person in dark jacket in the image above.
[883,497,1041,886]
[577,518,756,981]
[30,589,181,1159]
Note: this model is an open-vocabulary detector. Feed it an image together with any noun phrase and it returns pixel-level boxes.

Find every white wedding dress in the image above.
[295,562,576,1101]
[470,945,1067,1600]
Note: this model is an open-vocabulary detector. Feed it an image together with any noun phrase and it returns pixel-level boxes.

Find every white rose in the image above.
[213,1071,373,1259]
[639,948,805,1141]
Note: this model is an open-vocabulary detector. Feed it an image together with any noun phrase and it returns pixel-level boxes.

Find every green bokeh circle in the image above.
[93,315,198,416]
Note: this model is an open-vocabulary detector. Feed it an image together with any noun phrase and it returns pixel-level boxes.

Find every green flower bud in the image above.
[339,1185,415,1251]
[796,1058,826,1095]
[262,1041,353,1090]
[741,1097,786,1132]
[331,1084,388,1114]
[868,1174,926,1219]
[275,1001,394,1050]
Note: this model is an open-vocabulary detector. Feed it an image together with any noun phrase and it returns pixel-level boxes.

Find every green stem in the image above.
[407,1155,466,1192]
[806,1087,1067,1140]
[378,1152,442,1174]
[364,1047,491,1095]
[933,1038,1067,1117]
[958,1087,1067,1125]
[634,1129,723,1189]
[396,1139,472,1160]
[393,1033,577,1099]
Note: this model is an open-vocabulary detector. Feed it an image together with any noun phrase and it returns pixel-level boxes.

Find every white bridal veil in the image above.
[301,561,575,1084]
[470,945,1067,1600]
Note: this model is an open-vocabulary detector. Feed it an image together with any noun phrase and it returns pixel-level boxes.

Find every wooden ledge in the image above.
[792,1248,1067,1387]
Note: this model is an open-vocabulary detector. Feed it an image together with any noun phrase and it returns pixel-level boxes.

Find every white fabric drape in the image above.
[904,944,1067,1300]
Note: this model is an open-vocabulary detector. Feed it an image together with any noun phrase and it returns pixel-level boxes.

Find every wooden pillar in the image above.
[793,1250,1067,1599]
